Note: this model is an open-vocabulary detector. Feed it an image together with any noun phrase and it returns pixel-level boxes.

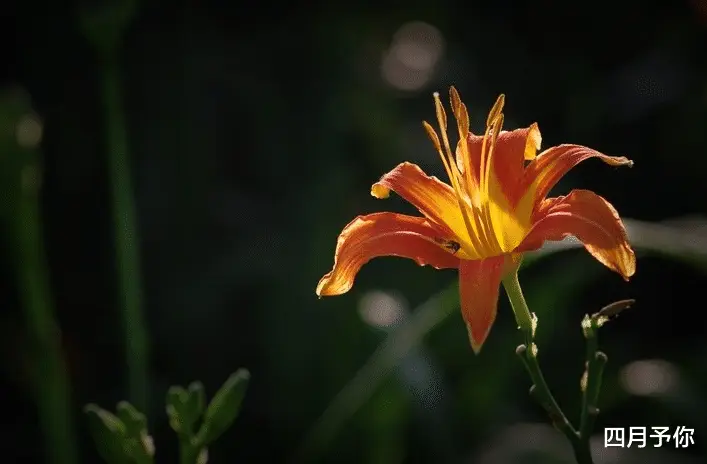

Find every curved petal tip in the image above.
[459,256,507,354]
[316,212,460,297]
[519,189,636,281]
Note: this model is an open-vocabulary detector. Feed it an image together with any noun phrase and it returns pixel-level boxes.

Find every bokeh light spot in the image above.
[381,21,445,91]
[620,359,679,396]
[358,290,406,328]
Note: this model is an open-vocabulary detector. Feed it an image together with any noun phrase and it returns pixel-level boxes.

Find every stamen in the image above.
[481,113,504,252]
[433,94,459,186]
[423,121,479,257]
[476,95,506,255]
[434,92,447,132]
[482,113,504,197]
[476,125,495,253]
[487,94,505,128]
[432,93,485,256]
[448,87,487,252]
[422,121,455,185]
[479,95,506,193]
[449,87,466,133]
[449,88,478,193]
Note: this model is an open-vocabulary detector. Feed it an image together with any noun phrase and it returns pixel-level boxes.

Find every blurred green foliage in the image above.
[86,369,249,464]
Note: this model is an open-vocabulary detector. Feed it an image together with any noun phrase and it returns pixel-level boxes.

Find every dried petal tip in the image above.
[589,299,635,329]
[595,299,635,319]
[607,156,634,168]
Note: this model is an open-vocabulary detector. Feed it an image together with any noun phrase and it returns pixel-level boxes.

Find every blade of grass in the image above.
[290,283,459,464]
[18,178,79,464]
[80,0,148,411]
[11,113,79,463]
[100,59,150,411]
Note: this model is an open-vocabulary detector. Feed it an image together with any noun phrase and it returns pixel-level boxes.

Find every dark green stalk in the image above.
[578,301,632,454]
[179,440,203,464]
[101,59,149,411]
[503,272,594,464]
[16,165,79,464]
[579,319,603,435]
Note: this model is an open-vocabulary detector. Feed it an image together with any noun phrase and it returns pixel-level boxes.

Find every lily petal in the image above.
[517,189,636,280]
[459,256,507,353]
[316,212,460,297]
[522,144,633,204]
[461,124,542,204]
[371,162,480,258]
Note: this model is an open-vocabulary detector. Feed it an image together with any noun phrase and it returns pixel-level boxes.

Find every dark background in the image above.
[1,0,707,463]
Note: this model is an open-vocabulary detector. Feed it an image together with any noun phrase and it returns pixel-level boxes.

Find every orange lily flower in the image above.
[316,87,636,353]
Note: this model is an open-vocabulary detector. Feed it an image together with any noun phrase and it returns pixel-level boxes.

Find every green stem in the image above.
[101,59,149,412]
[179,440,205,464]
[502,269,534,335]
[179,441,194,464]
[502,272,594,464]
[579,317,608,451]
[16,166,79,464]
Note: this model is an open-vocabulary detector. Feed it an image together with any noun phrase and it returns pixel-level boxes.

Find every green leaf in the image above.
[116,402,154,464]
[197,369,250,446]
[166,386,188,436]
[166,381,206,438]
[84,404,131,464]
[85,403,154,464]
[116,401,147,437]
[186,382,207,427]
